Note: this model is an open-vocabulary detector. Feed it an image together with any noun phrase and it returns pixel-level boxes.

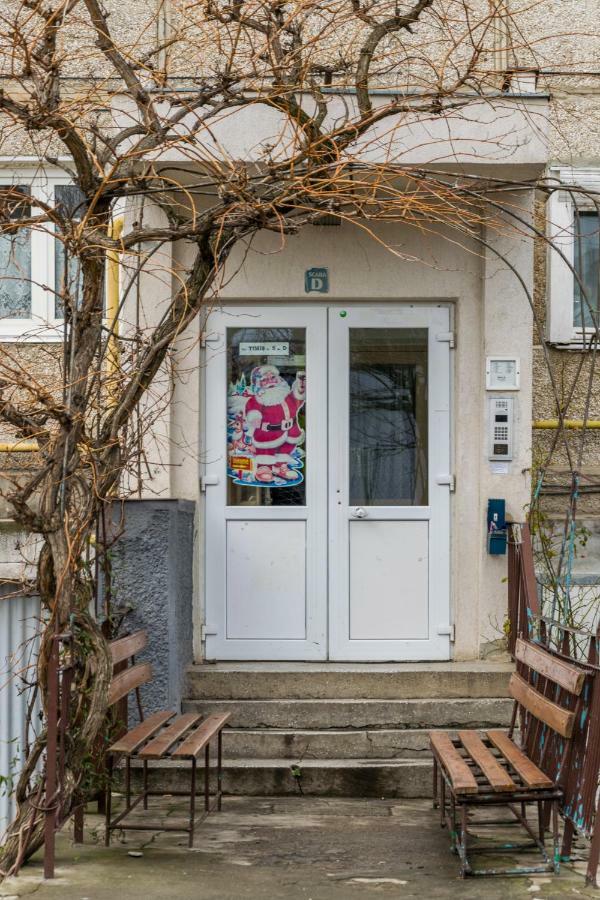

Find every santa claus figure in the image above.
[244,364,305,483]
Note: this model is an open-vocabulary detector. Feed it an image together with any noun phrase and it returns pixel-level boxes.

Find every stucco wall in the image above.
[110,499,195,717]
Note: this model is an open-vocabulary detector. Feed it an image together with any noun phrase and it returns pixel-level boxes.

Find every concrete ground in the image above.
[0,797,596,900]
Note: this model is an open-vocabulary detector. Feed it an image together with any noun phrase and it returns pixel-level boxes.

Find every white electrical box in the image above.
[489,397,514,461]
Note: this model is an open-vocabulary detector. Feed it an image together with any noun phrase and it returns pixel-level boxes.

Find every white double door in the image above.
[204,304,451,661]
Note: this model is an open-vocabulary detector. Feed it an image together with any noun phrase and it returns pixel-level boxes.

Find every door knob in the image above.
[351,507,368,518]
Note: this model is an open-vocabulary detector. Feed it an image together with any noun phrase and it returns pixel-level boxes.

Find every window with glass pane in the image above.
[54,184,86,318]
[349,328,428,506]
[227,327,306,506]
[0,186,31,319]
[573,211,599,328]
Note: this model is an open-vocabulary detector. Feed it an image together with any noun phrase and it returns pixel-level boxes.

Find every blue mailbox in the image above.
[487,498,507,555]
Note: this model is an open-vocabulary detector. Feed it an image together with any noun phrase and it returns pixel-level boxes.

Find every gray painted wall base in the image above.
[110,499,195,719]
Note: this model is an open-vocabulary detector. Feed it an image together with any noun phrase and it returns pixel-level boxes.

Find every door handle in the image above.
[351,507,368,519]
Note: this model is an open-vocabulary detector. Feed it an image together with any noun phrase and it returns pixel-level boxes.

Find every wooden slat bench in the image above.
[430,638,587,877]
[104,630,230,848]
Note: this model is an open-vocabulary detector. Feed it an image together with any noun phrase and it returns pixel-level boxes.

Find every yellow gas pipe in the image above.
[0,441,39,452]
[533,420,600,429]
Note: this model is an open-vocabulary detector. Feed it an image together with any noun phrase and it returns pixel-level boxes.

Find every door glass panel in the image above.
[349,328,428,506]
[227,327,306,506]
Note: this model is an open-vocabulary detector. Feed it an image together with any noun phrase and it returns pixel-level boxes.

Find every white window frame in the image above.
[547,165,600,346]
[0,164,79,342]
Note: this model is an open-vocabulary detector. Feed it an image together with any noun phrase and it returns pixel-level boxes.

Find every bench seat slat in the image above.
[457,731,516,792]
[171,714,231,759]
[430,732,478,795]
[487,730,554,789]
[138,713,201,759]
[108,711,174,755]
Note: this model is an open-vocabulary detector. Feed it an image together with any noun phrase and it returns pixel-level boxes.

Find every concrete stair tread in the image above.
[131,757,433,769]
[185,697,510,705]
[177,662,512,796]
[186,662,513,700]
[132,757,433,797]
[182,697,513,729]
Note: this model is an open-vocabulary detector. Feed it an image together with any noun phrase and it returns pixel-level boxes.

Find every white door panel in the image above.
[349,520,429,640]
[226,520,307,640]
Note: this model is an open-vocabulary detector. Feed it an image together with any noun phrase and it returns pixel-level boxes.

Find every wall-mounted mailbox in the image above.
[487,498,507,555]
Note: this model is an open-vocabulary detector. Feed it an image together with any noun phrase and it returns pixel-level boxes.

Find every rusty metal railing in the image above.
[507,523,600,886]
[43,631,74,879]
[507,522,539,655]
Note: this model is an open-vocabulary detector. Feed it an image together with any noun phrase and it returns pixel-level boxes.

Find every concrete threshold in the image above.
[195,659,513,672]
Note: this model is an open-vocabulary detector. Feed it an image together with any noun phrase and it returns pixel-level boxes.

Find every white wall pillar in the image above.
[121,199,174,499]
[479,191,534,652]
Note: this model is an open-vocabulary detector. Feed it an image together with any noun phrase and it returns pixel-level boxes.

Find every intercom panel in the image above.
[489,397,514,461]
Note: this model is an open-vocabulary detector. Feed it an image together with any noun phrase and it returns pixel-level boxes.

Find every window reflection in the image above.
[54,184,86,318]
[574,211,600,329]
[349,328,428,506]
[0,186,31,319]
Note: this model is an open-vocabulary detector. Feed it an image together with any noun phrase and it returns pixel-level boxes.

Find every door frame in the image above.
[200,301,453,661]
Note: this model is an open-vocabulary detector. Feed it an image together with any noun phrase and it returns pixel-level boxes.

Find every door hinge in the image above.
[201,624,218,640]
[200,331,221,349]
[436,474,456,492]
[201,474,219,491]
[436,331,455,349]
[438,624,455,642]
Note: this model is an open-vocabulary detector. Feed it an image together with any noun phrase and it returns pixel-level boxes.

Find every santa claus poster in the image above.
[227,359,306,488]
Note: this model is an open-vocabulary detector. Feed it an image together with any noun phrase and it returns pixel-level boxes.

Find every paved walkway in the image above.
[0,797,595,899]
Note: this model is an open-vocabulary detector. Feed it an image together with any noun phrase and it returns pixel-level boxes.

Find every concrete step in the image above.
[223,728,434,759]
[182,697,513,730]
[186,660,513,700]
[132,758,433,798]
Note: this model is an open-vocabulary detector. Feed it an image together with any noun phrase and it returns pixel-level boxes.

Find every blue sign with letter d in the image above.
[305,268,329,293]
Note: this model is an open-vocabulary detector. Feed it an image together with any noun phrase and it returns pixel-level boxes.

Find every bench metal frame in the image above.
[105,730,224,848]
[102,631,229,849]
[430,636,588,878]
[432,752,561,877]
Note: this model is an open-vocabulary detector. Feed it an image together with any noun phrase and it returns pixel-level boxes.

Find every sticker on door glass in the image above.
[228,364,306,486]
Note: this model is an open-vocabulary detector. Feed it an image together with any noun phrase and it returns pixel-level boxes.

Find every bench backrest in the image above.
[511,638,587,771]
[108,629,152,713]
